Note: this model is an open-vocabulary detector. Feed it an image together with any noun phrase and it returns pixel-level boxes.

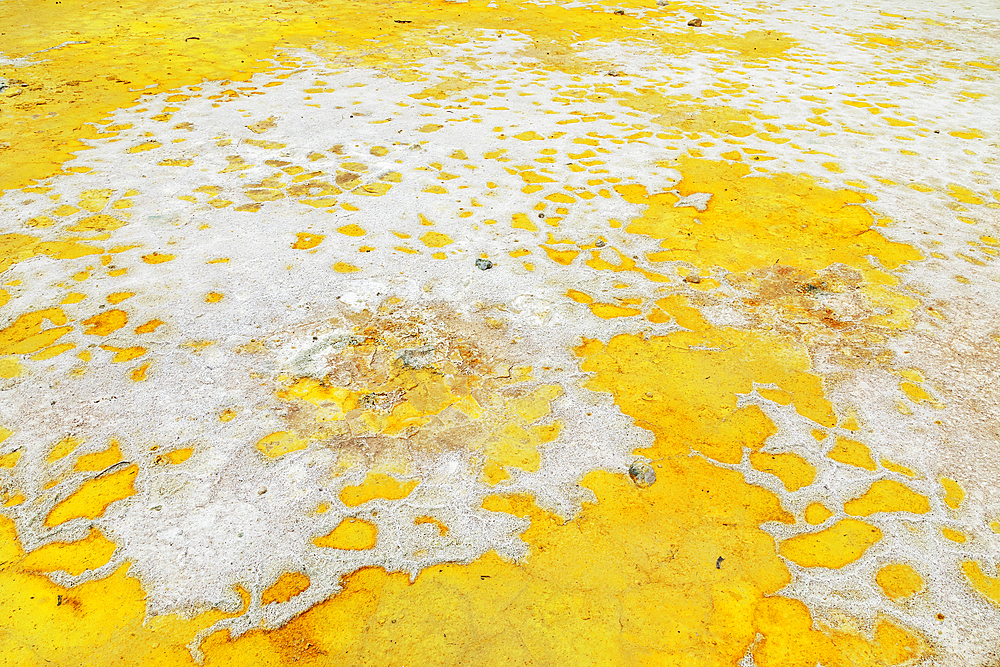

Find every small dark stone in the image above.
[538,212,545,218]
[595,239,606,247]
[475,258,493,271]
[683,274,701,284]
[688,17,703,26]
[629,461,656,488]
[614,9,625,14]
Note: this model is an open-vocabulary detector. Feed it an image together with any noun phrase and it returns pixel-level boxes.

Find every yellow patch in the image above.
[313,518,378,550]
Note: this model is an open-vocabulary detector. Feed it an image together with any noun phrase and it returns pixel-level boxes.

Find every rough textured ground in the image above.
[1,0,999,664]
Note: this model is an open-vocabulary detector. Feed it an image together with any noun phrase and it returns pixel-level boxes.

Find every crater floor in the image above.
[1,0,999,664]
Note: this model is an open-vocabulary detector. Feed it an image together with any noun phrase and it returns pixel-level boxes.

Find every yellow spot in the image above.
[539,245,579,266]
[420,231,454,248]
[59,292,87,305]
[749,451,816,492]
[779,519,882,569]
[219,408,237,422]
[946,183,983,205]
[881,458,916,477]
[106,292,135,305]
[900,381,941,407]
[247,117,277,134]
[141,252,176,264]
[511,213,538,232]
[35,241,104,262]
[20,527,117,576]
[126,141,161,153]
[99,345,147,363]
[75,439,123,471]
[134,319,165,334]
[804,503,833,525]
[0,357,23,378]
[82,309,128,336]
[244,139,286,149]
[292,233,325,250]
[256,431,309,458]
[940,476,965,509]
[45,464,138,527]
[589,303,642,319]
[514,131,544,140]
[827,435,877,470]
[69,214,127,232]
[313,518,378,550]
[340,473,418,508]
[0,450,20,469]
[157,448,194,465]
[48,436,83,463]
[417,124,443,133]
[963,561,1000,606]
[949,128,984,139]
[333,262,361,273]
[566,289,593,304]
[157,158,194,166]
[262,572,310,606]
[942,527,967,543]
[844,479,930,516]
[337,224,366,237]
[78,189,113,212]
[25,215,54,228]
[205,292,224,303]
[876,563,924,600]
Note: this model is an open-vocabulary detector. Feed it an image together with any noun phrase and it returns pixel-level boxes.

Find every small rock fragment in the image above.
[595,239,606,247]
[629,461,656,488]
[614,8,625,14]
[687,17,703,26]
[475,258,493,271]
[683,274,701,284]
[656,0,669,6]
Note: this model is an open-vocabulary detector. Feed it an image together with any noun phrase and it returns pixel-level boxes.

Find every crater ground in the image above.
[1,0,999,664]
